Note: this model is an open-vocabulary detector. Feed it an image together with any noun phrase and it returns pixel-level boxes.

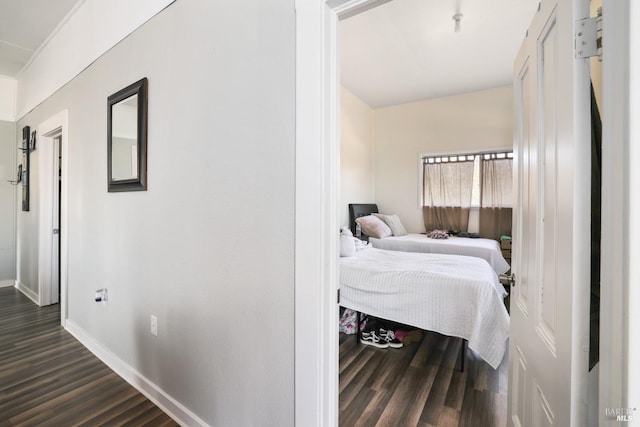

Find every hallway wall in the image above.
[0,120,15,284]
[15,1,295,425]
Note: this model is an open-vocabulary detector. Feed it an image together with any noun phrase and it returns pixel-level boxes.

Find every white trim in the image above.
[328,0,392,20]
[295,1,388,426]
[38,128,60,306]
[294,2,338,426]
[599,0,630,420]
[599,0,640,417]
[16,281,39,304]
[627,0,640,411]
[37,110,69,325]
[64,320,208,427]
[0,113,14,122]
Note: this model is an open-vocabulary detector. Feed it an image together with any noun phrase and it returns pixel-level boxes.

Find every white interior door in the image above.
[508,0,591,425]
[51,136,61,304]
[38,125,63,307]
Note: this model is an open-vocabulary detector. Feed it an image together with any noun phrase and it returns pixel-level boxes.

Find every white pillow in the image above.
[340,234,356,257]
[373,213,408,236]
[355,215,392,239]
[340,226,353,236]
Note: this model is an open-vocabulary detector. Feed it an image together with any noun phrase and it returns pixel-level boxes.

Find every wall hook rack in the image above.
[7,164,23,185]
[19,126,35,211]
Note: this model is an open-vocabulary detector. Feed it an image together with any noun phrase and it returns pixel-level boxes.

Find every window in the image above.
[421,151,513,239]
[422,154,476,209]
[421,151,513,208]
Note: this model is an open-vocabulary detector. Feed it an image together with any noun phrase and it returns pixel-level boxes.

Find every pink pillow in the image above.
[355,215,392,238]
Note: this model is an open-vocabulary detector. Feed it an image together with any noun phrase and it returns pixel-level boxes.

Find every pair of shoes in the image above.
[360,329,388,348]
[360,328,403,349]
[380,328,403,348]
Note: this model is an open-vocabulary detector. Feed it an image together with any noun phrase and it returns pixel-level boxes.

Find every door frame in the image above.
[599,0,640,421]
[294,1,639,426]
[37,110,69,325]
[294,1,387,425]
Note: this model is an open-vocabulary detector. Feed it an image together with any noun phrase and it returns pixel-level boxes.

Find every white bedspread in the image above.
[369,234,511,274]
[340,248,509,369]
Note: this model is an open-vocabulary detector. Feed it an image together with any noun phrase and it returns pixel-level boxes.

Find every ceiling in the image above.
[0,0,537,106]
[340,0,540,108]
[0,0,80,78]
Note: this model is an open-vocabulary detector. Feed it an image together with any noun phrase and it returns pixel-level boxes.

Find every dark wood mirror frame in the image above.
[107,77,148,192]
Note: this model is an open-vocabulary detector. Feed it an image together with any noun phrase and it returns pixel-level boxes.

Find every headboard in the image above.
[348,203,379,235]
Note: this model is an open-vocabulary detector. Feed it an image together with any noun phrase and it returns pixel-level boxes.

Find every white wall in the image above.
[16,0,174,120]
[15,1,295,425]
[0,120,16,284]
[15,124,39,295]
[372,86,513,232]
[0,76,16,121]
[340,86,374,226]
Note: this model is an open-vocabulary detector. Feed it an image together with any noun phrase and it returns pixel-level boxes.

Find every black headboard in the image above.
[348,203,379,235]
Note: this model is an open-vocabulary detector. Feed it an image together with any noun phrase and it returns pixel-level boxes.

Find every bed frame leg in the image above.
[458,339,467,372]
[356,311,362,345]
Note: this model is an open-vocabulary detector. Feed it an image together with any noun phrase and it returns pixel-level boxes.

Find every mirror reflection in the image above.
[111,94,138,181]
[107,77,147,192]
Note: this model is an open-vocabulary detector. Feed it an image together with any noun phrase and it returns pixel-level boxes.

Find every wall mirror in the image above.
[107,78,148,192]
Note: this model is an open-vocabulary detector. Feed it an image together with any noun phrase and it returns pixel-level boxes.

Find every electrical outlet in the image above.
[94,288,108,306]
[150,315,158,336]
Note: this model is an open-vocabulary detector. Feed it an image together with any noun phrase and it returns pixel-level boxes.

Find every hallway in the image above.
[0,287,177,426]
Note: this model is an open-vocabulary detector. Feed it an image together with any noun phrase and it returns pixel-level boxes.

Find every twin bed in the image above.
[348,203,510,274]
[368,234,511,275]
[340,204,510,369]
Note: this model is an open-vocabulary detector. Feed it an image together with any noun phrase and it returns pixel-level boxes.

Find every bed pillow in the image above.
[355,215,392,238]
[340,234,356,257]
[373,213,408,236]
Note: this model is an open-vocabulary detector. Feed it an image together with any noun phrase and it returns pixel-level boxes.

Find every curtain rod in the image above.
[422,150,513,164]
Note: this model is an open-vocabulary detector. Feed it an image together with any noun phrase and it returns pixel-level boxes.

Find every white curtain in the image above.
[422,160,475,232]
[481,158,513,208]
[479,157,513,240]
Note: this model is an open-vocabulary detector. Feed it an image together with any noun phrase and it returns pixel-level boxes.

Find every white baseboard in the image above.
[64,320,208,427]
[16,282,39,304]
[0,280,16,288]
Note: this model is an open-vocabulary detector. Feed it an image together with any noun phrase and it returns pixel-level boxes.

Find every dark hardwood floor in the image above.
[0,287,178,426]
[339,330,508,427]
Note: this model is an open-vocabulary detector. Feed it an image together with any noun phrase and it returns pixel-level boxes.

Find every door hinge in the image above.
[575,7,602,61]
[337,289,340,304]
[53,228,60,235]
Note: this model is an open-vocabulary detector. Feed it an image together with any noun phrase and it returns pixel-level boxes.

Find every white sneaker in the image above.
[379,328,403,348]
[360,330,389,348]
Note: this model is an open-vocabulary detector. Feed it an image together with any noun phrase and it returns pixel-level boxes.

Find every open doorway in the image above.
[294,0,625,425]
[37,110,69,325]
[336,1,535,424]
[334,0,603,425]
[53,135,62,303]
